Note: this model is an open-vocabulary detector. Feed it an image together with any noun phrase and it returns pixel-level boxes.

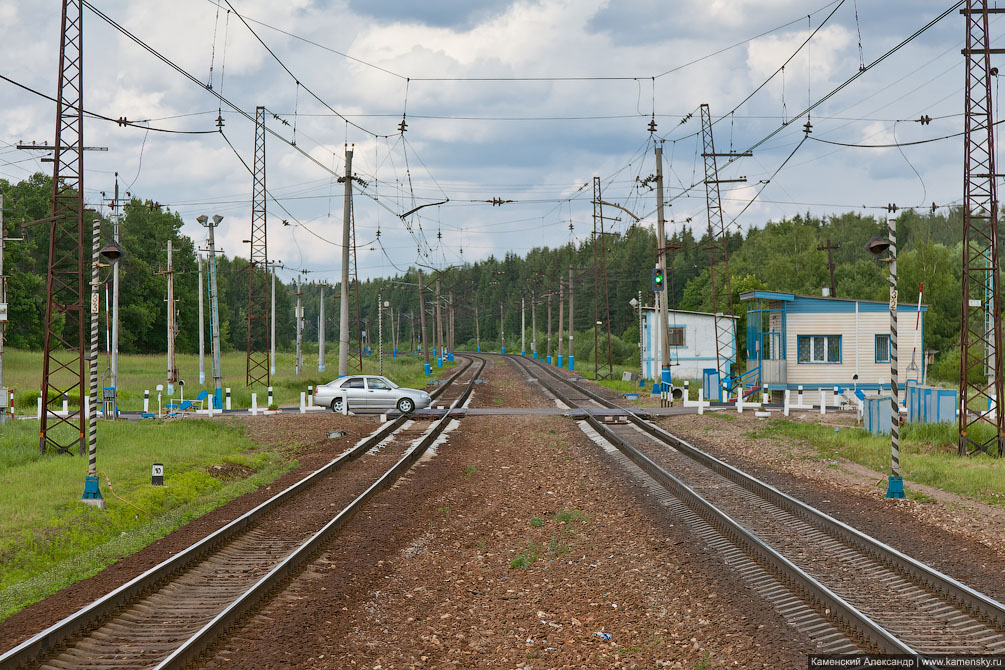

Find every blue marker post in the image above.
[424,362,431,376]
[568,354,575,371]
[557,354,563,368]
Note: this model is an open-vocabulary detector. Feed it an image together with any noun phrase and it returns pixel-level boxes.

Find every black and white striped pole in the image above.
[871,207,904,498]
[886,210,904,498]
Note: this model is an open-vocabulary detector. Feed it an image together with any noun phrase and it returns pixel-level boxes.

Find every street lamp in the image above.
[82,231,125,509]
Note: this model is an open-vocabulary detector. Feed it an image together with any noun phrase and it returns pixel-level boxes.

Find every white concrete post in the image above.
[251,393,258,416]
[37,396,42,420]
[308,386,314,408]
[208,394,214,418]
[762,384,769,405]
[684,380,690,400]
[300,392,306,414]
[267,386,274,408]
[62,394,68,415]
[737,392,744,413]
[820,389,827,415]
[784,389,791,417]
[225,387,232,411]
[340,390,348,415]
[143,390,150,413]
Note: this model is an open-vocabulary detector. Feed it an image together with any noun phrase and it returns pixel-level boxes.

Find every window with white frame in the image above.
[875,334,890,363]
[797,335,841,363]
[667,326,685,347]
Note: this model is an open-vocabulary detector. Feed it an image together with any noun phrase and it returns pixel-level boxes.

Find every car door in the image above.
[365,376,396,409]
[343,376,367,408]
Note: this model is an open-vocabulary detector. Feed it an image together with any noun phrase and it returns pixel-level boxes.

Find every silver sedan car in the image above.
[314,375,432,413]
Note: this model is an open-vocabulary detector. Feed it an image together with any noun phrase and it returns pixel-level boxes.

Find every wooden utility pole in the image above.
[817,238,840,297]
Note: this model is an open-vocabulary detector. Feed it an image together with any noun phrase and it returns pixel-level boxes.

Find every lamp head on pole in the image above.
[865,234,891,257]
[212,214,224,225]
[99,241,124,263]
[196,214,208,225]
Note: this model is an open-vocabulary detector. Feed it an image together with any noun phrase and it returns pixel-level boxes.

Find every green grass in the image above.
[529,516,545,528]
[509,539,543,569]
[0,418,294,621]
[2,348,455,412]
[747,419,1005,505]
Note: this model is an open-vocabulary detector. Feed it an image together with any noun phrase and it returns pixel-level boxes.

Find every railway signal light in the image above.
[651,267,665,292]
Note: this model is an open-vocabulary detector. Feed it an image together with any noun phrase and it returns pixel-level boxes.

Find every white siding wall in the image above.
[786,309,923,387]
[642,310,737,380]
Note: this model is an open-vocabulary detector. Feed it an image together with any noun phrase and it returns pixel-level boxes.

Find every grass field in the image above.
[0,417,296,621]
[0,348,458,622]
[746,419,1005,506]
[2,348,455,412]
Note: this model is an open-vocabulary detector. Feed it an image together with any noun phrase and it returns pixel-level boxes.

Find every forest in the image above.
[0,173,967,381]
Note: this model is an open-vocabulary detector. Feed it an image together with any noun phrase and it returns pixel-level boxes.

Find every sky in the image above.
[0,0,989,285]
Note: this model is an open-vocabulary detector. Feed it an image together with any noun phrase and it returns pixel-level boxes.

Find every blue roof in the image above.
[739,290,927,312]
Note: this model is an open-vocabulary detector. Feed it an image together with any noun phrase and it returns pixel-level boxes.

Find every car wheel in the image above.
[331,397,344,413]
[397,397,415,414]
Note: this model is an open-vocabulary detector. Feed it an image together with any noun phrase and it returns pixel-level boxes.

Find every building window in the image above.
[797,335,841,363]
[875,334,890,363]
[667,326,685,347]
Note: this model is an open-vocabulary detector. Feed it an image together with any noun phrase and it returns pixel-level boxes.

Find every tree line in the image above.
[1,173,969,380]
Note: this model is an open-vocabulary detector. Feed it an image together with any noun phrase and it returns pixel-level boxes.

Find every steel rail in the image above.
[506,355,1000,660]
[155,354,485,668]
[519,355,1005,633]
[0,356,476,670]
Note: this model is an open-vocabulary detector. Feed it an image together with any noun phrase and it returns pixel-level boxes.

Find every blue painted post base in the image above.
[448,352,454,362]
[214,389,223,411]
[392,350,398,358]
[476,346,481,352]
[501,346,506,354]
[533,352,537,360]
[437,357,443,368]
[432,348,437,357]
[319,364,326,373]
[521,350,525,357]
[547,356,552,365]
[424,362,432,376]
[568,355,575,371]
[885,476,905,499]
[81,475,106,508]
[557,355,563,368]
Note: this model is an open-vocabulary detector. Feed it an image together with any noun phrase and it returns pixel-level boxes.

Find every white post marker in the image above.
[251,393,258,416]
[143,389,149,413]
[784,389,791,417]
[151,463,164,486]
[225,387,232,411]
[762,384,769,405]
[308,386,313,408]
[267,386,274,409]
[208,394,214,418]
[340,390,349,416]
[736,391,744,413]
[300,392,306,414]
[62,394,68,415]
[37,396,42,420]
[798,385,804,407]
[820,389,827,415]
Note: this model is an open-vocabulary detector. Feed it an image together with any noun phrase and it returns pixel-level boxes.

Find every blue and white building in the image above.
[740,291,927,392]
[640,307,739,381]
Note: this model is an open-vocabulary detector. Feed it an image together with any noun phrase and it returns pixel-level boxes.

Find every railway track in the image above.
[509,354,1005,664]
[0,355,484,670]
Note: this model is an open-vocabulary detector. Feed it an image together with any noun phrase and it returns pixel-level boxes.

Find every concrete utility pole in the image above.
[449,290,455,354]
[568,265,575,370]
[886,211,902,498]
[0,195,18,426]
[85,193,104,506]
[521,296,526,355]
[547,292,552,363]
[270,263,277,376]
[199,214,224,409]
[435,277,443,360]
[378,293,385,375]
[295,274,303,376]
[198,254,205,385]
[531,290,537,359]
[655,144,671,388]
[557,280,564,367]
[418,270,429,369]
[163,241,178,384]
[338,147,353,377]
[500,302,506,354]
[319,283,326,373]
[475,298,481,352]
[110,175,121,392]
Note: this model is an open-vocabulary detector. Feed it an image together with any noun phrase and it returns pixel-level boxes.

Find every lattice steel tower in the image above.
[40,0,86,455]
[959,0,1004,456]
[246,106,270,387]
[591,176,614,381]
[700,103,736,386]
